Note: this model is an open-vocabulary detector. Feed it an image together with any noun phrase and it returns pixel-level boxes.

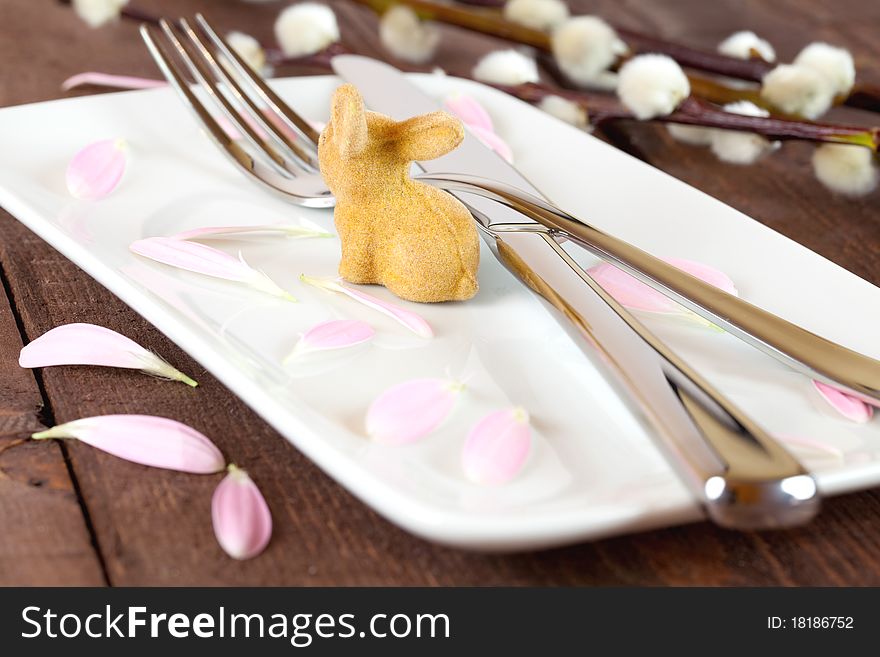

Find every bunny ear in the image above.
[395,111,464,162]
[329,84,368,157]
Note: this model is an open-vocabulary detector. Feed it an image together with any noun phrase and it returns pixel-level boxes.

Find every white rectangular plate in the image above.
[1,75,878,551]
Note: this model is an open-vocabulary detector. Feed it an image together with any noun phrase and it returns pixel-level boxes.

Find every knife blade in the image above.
[332,55,819,529]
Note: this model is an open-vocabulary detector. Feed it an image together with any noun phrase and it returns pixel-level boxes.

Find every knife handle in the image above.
[491,228,819,529]
[420,173,880,406]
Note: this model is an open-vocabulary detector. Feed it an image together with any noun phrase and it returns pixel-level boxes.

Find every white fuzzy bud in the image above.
[72,0,128,28]
[760,64,835,119]
[717,30,776,62]
[472,50,540,86]
[504,0,569,31]
[551,16,627,89]
[538,95,589,128]
[226,31,267,73]
[812,143,878,197]
[274,3,340,57]
[794,42,856,96]
[379,5,440,64]
[709,101,777,165]
[666,124,714,146]
[617,54,690,119]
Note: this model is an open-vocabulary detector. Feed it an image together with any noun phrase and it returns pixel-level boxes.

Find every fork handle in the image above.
[492,228,819,529]
[421,173,880,406]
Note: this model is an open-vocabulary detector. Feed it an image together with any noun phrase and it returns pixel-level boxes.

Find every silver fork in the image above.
[141,17,332,208]
[140,15,826,529]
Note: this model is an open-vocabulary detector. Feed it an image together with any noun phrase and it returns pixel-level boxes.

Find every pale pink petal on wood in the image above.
[366,378,464,445]
[19,323,197,386]
[131,237,295,301]
[66,138,127,200]
[212,464,272,560]
[462,407,531,485]
[32,415,225,474]
[813,381,873,423]
[300,275,432,338]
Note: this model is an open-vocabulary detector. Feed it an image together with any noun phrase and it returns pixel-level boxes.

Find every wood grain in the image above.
[0,0,878,585]
[0,234,105,585]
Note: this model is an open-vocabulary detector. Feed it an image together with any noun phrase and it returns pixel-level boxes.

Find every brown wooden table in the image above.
[1,0,879,586]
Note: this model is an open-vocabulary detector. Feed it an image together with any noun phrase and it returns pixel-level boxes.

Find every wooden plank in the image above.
[0,215,105,585]
[0,0,879,586]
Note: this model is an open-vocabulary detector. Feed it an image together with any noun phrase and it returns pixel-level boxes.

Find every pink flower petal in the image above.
[462,407,531,485]
[62,72,166,92]
[813,380,874,423]
[300,275,432,338]
[444,93,495,132]
[214,111,271,141]
[287,319,374,361]
[32,415,225,474]
[19,323,197,386]
[131,237,295,301]
[212,464,272,560]
[467,124,514,163]
[260,108,305,142]
[588,257,738,313]
[215,110,319,142]
[66,138,127,200]
[170,224,332,241]
[366,378,464,445]
[666,257,738,296]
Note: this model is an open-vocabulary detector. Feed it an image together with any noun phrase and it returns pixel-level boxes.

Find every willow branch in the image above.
[452,0,774,80]
[351,0,880,115]
[493,83,878,150]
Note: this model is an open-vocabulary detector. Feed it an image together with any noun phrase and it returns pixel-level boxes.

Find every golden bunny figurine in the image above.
[318,84,480,303]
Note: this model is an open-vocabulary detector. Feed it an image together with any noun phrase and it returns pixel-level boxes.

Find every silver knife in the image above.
[332,55,819,529]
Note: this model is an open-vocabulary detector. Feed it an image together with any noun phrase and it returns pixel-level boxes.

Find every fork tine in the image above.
[179,18,319,172]
[195,13,323,147]
[157,19,293,175]
[140,24,249,164]
[140,24,333,207]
